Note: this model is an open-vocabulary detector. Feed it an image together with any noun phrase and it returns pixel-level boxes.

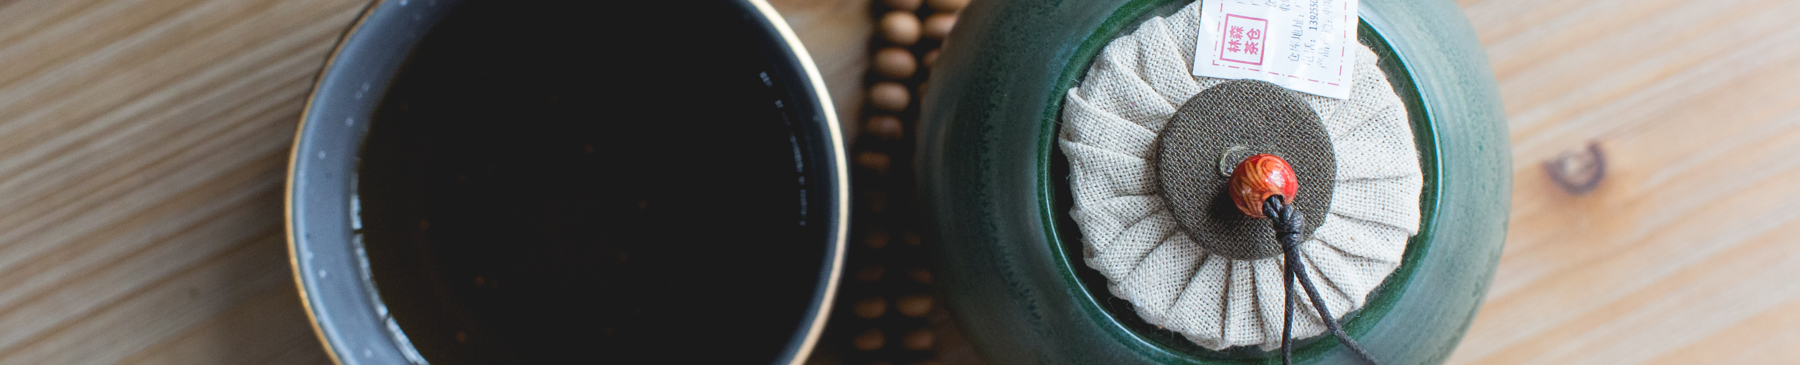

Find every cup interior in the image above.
[289,1,846,364]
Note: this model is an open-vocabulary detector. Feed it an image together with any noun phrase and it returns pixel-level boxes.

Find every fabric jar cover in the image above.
[1057,1,1422,351]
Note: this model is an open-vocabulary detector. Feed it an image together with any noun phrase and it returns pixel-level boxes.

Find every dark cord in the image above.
[1265,196,1379,365]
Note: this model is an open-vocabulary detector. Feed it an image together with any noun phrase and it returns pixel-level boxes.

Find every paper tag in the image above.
[1192,0,1357,99]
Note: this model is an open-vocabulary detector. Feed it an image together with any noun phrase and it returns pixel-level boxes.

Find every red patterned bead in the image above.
[1228,154,1299,219]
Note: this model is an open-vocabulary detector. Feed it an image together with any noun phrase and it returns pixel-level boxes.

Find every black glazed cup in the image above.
[286,1,849,364]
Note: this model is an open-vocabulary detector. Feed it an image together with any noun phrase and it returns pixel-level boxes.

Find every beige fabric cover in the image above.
[1058,1,1421,351]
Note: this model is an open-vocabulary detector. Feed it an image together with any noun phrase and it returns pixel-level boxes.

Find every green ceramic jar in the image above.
[915,0,1509,363]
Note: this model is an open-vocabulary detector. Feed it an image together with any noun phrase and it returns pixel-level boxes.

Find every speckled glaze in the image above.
[914,0,1510,363]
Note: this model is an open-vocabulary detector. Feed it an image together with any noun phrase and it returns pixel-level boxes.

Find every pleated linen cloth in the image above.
[1058,2,1422,351]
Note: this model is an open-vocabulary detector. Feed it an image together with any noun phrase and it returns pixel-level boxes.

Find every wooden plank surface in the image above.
[0,0,367,363]
[1450,0,1800,363]
[0,0,1794,363]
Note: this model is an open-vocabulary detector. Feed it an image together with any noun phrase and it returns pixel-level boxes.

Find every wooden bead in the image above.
[884,0,922,11]
[1227,154,1299,218]
[856,150,892,174]
[874,47,918,79]
[869,81,911,111]
[866,115,905,139]
[902,329,935,350]
[896,294,933,317]
[865,230,891,248]
[855,297,888,319]
[855,328,886,350]
[879,11,921,46]
[926,0,969,12]
[922,48,940,68]
[922,13,957,40]
[908,267,932,283]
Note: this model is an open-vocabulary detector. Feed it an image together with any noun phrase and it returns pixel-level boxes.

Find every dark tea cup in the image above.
[287,1,848,363]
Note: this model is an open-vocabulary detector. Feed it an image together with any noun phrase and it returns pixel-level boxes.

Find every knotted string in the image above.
[1264,196,1378,365]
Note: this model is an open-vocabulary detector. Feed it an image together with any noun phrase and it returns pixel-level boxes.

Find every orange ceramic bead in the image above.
[1228,154,1298,219]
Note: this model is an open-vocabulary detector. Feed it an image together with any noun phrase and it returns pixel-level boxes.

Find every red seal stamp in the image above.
[1218,14,1267,66]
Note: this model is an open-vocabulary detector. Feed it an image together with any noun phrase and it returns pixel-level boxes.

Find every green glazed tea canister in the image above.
[915,0,1510,363]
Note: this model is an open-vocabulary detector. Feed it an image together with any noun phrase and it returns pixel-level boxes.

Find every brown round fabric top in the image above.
[1155,80,1335,260]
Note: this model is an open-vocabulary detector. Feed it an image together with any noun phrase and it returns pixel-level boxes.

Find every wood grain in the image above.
[0,0,1792,363]
[1451,0,1800,363]
[0,0,364,363]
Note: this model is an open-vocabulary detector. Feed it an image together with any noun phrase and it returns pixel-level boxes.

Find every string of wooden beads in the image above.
[828,0,968,364]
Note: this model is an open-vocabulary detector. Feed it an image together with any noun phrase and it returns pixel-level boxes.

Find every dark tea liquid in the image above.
[355,1,836,363]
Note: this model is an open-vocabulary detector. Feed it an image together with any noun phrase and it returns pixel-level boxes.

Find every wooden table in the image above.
[1451,0,1800,363]
[0,0,1795,363]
